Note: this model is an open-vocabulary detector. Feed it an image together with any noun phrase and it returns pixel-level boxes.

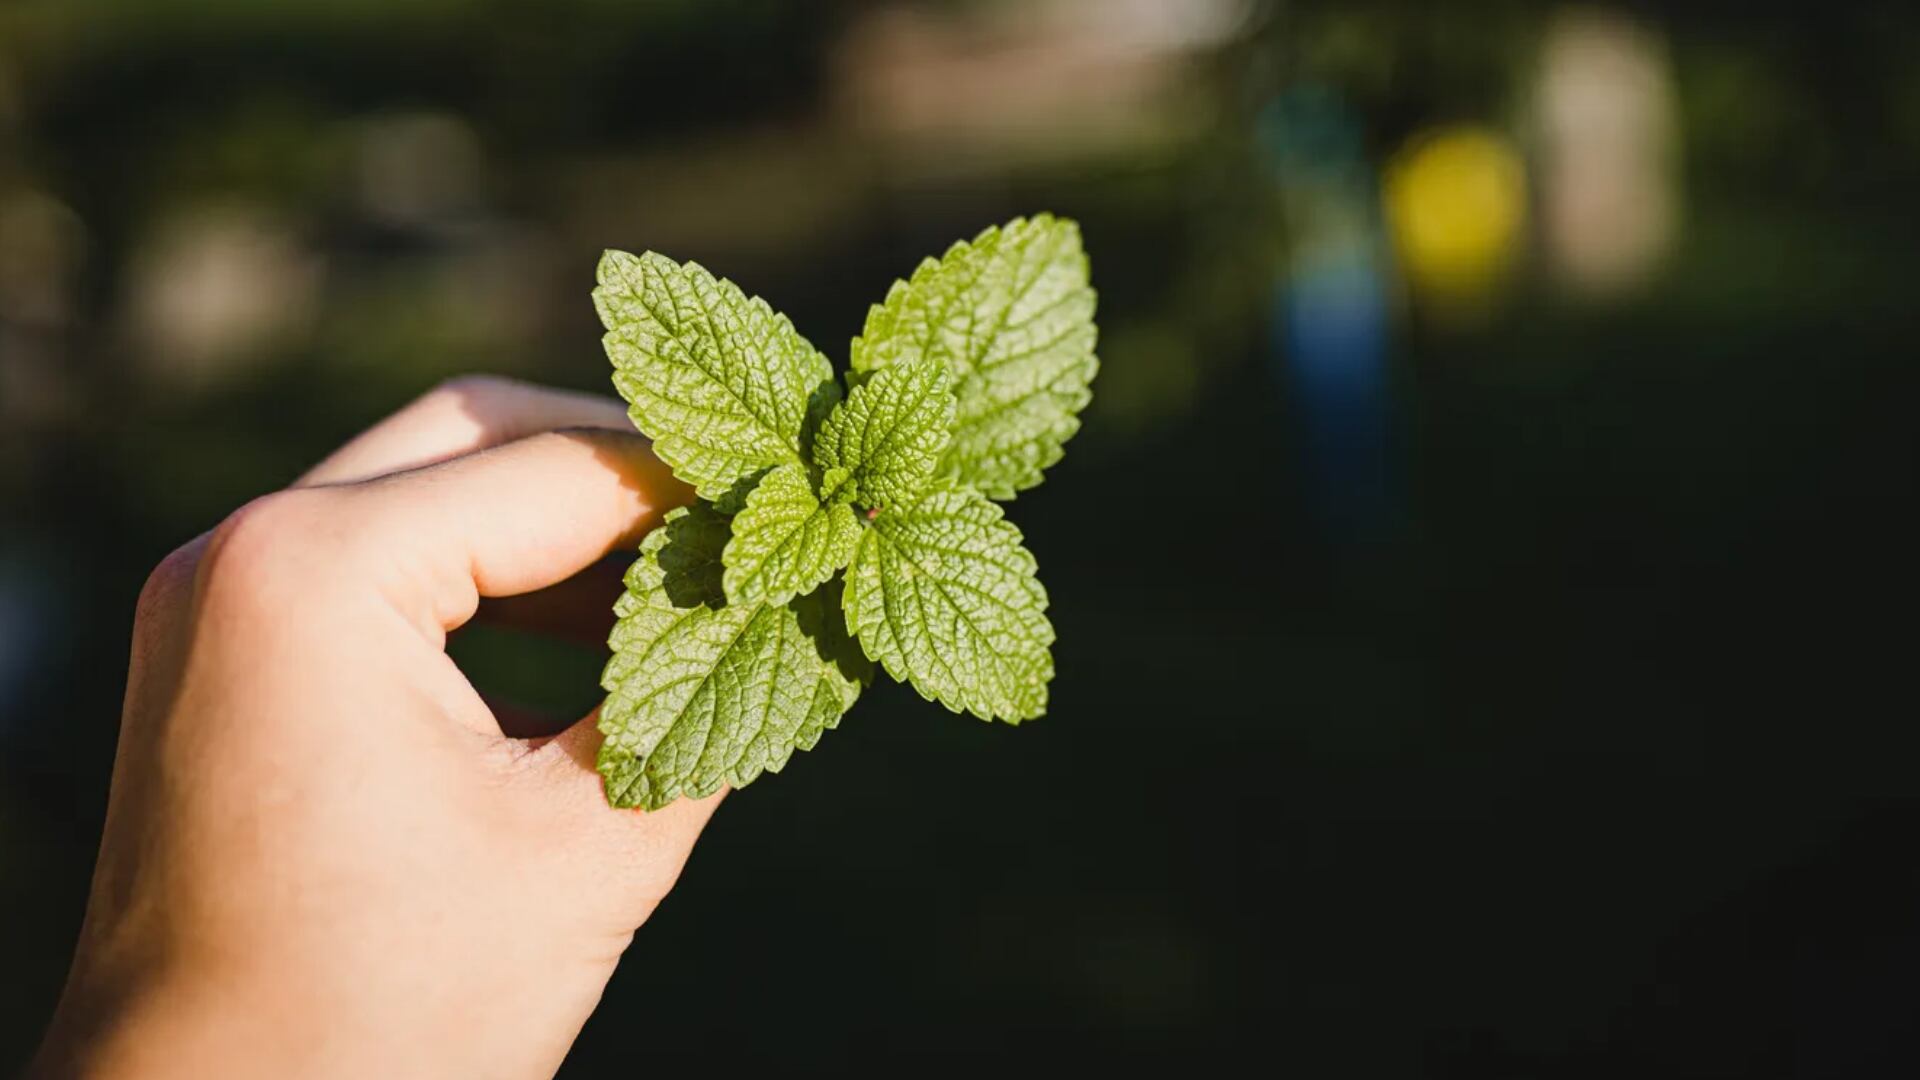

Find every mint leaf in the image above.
[598,503,869,810]
[812,357,956,512]
[843,484,1053,721]
[721,463,862,607]
[819,466,858,507]
[850,214,1098,499]
[596,250,835,500]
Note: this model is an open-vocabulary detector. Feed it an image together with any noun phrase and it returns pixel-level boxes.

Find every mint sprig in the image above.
[593,214,1097,809]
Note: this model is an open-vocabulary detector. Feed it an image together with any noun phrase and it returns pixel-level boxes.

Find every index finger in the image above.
[338,428,691,641]
[298,375,634,488]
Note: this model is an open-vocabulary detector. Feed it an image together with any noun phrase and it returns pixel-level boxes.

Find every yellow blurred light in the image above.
[1382,126,1527,306]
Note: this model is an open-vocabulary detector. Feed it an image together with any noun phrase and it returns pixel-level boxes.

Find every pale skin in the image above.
[31,376,714,1079]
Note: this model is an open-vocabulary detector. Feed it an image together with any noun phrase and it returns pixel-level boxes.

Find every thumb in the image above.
[523,710,727,904]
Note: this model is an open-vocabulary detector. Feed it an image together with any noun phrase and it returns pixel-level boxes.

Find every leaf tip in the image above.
[596,247,639,282]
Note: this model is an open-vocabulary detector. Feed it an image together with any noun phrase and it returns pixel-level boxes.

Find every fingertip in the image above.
[523,711,726,864]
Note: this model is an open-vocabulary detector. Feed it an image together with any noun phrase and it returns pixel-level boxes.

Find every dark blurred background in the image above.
[3,1,1917,1074]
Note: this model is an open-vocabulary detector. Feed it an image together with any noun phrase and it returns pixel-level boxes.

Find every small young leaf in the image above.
[599,504,869,810]
[596,250,835,499]
[721,463,862,607]
[851,214,1098,499]
[819,466,858,507]
[812,357,955,511]
[843,484,1053,721]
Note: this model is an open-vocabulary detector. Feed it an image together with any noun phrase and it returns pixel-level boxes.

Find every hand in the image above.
[32,377,711,1079]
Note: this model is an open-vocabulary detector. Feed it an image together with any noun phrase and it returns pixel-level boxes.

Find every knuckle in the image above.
[210,489,315,552]
[135,536,207,620]
[199,489,344,606]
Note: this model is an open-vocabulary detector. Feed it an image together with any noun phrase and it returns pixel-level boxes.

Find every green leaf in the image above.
[721,463,862,607]
[819,466,858,507]
[596,250,835,500]
[599,504,869,810]
[850,214,1098,499]
[843,484,1053,721]
[812,357,955,512]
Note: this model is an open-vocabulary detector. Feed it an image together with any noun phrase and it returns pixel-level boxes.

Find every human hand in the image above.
[32,377,711,1079]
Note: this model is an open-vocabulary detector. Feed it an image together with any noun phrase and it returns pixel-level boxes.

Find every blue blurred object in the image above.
[0,552,52,741]
[1257,86,1397,545]
[1276,255,1392,542]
